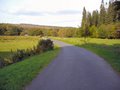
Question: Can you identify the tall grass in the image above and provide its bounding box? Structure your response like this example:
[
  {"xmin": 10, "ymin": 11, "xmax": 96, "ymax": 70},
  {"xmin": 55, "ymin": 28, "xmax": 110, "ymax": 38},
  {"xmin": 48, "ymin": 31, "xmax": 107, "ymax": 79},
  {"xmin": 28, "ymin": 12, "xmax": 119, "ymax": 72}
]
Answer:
[{"xmin": 0, "ymin": 36, "xmax": 39, "ymax": 58}]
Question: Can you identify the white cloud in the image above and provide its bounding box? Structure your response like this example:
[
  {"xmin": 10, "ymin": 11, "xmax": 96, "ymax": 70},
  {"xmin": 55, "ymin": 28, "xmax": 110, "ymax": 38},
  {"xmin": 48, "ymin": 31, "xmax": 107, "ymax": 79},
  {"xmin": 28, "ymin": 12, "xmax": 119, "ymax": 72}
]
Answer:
[
  {"xmin": 12, "ymin": 10, "xmax": 81, "ymax": 16},
  {"xmin": 0, "ymin": 0, "xmax": 104, "ymax": 27}
]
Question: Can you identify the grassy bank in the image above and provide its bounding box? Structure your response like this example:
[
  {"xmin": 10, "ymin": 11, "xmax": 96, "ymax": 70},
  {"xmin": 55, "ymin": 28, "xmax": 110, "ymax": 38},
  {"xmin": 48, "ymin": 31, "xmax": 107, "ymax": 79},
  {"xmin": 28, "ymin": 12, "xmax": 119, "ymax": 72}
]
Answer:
[
  {"xmin": 0, "ymin": 46, "xmax": 60, "ymax": 90},
  {"xmin": 0, "ymin": 36, "xmax": 39, "ymax": 58},
  {"xmin": 53, "ymin": 37, "xmax": 120, "ymax": 72}
]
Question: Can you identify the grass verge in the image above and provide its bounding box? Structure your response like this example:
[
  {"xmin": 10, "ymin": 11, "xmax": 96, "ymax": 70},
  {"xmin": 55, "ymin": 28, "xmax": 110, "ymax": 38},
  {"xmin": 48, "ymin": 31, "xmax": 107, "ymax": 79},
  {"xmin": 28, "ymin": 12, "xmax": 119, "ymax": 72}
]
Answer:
[
  {"xmin": 52, "ymin": 37, "xmax": 120, "ymax": 72},
  {"xmin": 0, "ymin": 46, "xmax": 60, "ymax": 90}
]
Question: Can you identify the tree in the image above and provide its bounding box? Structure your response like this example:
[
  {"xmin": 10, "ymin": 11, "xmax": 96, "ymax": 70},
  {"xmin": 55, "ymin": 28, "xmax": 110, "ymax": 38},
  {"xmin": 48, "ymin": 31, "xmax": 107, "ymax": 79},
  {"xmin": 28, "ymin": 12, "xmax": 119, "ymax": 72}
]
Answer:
[
  {"xmin": 4, "ymin": 26, "xmax": 21, "ymax": 36},
  {"xmin": 100, "ymin": 3, "xmax": 106, "ymax": 25},
  {"xmin": 89, "ymin": 25, "xmax": 98, "ymax": 38},
  {"xmin": 81, "ymin": 7, "xmax": 87, "ymax": 28},
  {"xmin": 97, "ymin": 25, "xmax": 108, "ymax": 38},
  {"xmin": 105, "ymin": 1, "xmax": 115, "ymax": 24},
  {"xmin": 0, "ymin": 24, "xmax": 7, "ymax": 35},
  {"xmin": 87, "ymin": 12, "xmax": 92, "ymax": 27},
  {"xmin": 113, "ymin": 1, "xmax": 120, "ymax": 21},
  {"xmin": 81, "ymin": 7, "xmax": 90, "ymax": 37},
  {"xmin": 92, "ymin": 10, "xmax": 99, "ymax": 26},
  {"xmin": 51, "ymin": 29, "xmax": 59, "ymax": 37},
  {"xmin": 58, "ymin": 29, "xmax": 65, "ymax": 37}
]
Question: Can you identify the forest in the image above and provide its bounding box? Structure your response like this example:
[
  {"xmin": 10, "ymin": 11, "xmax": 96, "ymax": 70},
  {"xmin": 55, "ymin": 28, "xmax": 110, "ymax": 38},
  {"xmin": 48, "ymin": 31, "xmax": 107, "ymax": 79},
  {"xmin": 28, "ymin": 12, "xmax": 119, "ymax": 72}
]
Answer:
[{"xmin": 80, "ymin": 0, "xmax": 120, "ymax": 39}]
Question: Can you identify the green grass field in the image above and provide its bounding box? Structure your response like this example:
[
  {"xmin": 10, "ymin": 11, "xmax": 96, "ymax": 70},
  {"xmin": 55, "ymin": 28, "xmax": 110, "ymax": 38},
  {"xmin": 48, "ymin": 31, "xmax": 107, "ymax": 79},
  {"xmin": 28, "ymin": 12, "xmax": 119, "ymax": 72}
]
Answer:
[
  {"xmin": 0, "ymin": 36, "xmax": 40, "ymax": 58},
  {"xmin": 53, "ymin": 37, "xmax": 120, "ymax": 72}
]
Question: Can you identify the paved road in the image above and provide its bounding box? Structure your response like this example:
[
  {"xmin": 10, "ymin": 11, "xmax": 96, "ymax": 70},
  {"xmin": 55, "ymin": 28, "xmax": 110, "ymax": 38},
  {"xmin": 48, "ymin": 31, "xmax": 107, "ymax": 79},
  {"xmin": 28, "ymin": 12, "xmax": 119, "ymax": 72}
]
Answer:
[{"xmin": 25, "ymin": 40, "xmax": 120, "ymax": 90}]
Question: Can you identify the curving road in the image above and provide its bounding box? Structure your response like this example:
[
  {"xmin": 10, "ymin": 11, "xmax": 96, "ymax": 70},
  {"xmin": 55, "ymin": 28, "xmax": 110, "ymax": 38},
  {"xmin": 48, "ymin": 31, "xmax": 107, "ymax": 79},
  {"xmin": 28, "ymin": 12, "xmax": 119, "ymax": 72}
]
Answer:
[{"xmin": 25, "ymin": 40, "xmax": 120, "ymax": 90}]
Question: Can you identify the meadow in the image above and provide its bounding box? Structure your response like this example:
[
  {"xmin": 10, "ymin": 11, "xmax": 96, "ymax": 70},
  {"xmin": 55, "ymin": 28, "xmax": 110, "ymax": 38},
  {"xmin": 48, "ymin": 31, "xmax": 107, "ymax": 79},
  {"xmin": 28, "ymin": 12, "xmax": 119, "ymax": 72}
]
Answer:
[
  {"xmin": 53, "ymin": 37, "xmax": 120, "ymax": 72},
  {"xmin": 0, "ymin": 36, "xmax": 39, "ymax": 58},
  {"xmin": 0, "ymin": 36, "xmax": 60, "ymax": 90}
]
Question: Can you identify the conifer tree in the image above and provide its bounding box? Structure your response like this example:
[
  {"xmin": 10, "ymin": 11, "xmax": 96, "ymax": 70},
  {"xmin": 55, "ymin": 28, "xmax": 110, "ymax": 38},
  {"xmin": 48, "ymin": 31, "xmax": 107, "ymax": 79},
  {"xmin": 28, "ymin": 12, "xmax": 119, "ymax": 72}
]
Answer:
[
  {"xmin": 92, "ymin": 10, "xmax": 99, "ymax": 26},
  {"xmin": 113, "ymin": 0, "xmax": 120, "ymax": 21},
  {"xmin": 81, "ymin": 7, "xmax": 87, "ymax": 28},
  {"xmin": 100, "ymin": 0, "xmax": 106, "ymax": 25},
  {"xmin": 87, "ymin": 12, "xmax": 92, "ymax": 27},
  {"xmin": 106, "ymin": 1, "xmax": 115, "ymax": 24}
]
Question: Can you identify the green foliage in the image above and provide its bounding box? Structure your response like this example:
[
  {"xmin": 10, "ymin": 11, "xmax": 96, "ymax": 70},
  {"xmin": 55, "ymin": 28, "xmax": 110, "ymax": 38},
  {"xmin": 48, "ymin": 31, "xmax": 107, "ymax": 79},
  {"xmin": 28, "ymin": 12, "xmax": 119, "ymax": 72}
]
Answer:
[
  {"xmin": 0, "ymin": 57, "xmax": 5, "ymax": 68},
  {"xmin": 4, "ymin": 29, "xmax": 20, "ymax": 36},
  {"xmin": 0, "ymin": 47, "xmax": 60, "ymax": 90},
  {"xmin": 105, "ymin": 24, "xmax": 116, "ymax": 39},
  {"xmin": 0, "ymin": 24, "xmax": 22, "ymax": 35},
  {"xmin": 51, "ymin": 29, "xmax": 59, "ymax": 37},
  {"xmin": 113, "ymin": 1, "xmax": 120, "ymax": 21},
  {"xmin": 73, "ymin": 28, "xmax": 82, "ymax": 37},
  {"xmin": 87, "ymin": 12, "xmax": 92, "ymax": 27},
  {"xmin": 97, "ymin": 25, "xmax": 108, "ymax": 39},
  {"xmin": 92, "ymin": 10, "xmax": 99, "ymax": 26},
  {"xmin": 100, "ymin": 3, "xmax": 106, "ymax": 25},
  {"xmin": 81, "ymin": 7, "xmax": 91, "ymax": 37},
  {"xmin": 80, "ymin": 1, "xmax": 120, "ymax": 39},
  {"xmin": 28, "ymin": 29, "xmax": 44, "ymax": 36},
  {"xmin": 81, "ymin": 7, "xmax": 87, "ymax": 28},
  {"xmin": 58, "ymin": 28, "xmax": 78, "ymax": 37},
  {"xmin": 89, "ymin": 25, "xmax": 98, "ymax": 38},
  {"xmin": 97, "ymin": 24, "xmax": 117, "ymax": 39},
  {"xmin": 106, "ymin": 2, "xmax": 115, "ymax": 24}
]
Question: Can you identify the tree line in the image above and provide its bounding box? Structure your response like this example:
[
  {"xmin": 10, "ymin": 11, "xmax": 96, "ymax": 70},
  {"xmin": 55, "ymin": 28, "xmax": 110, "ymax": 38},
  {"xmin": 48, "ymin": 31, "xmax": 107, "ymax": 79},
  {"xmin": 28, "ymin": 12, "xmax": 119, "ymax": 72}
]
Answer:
[
  {"xmin": 0, "ymin": 23, "xmax": 79, "ymax": 37},
  {"xmin": 81, "ymin": 0, "xmax": 120, "ymax": 39}
]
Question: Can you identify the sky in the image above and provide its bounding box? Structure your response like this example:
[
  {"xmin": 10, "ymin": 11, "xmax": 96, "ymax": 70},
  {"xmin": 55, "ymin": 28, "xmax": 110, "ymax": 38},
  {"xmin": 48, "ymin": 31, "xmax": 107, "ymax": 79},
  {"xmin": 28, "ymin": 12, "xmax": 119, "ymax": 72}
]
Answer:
[{"xmin": 0, "ymin": 0, "xmax": 106, "ymax": 27}]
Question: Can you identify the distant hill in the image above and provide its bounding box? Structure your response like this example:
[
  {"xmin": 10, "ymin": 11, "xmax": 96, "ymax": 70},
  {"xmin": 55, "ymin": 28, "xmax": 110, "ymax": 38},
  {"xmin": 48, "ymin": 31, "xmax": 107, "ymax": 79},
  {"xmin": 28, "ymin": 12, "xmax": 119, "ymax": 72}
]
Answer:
[
  {"xmin": 0, "ymin": 23, "xmax": 77, "ymax": 36},
  {"xmin": 15, "ymin": 23, "xmax": 75, "ymax": 30},
  {"xmin": 0, "ymin": 23, "xmax": 75, "ymax": 29}
]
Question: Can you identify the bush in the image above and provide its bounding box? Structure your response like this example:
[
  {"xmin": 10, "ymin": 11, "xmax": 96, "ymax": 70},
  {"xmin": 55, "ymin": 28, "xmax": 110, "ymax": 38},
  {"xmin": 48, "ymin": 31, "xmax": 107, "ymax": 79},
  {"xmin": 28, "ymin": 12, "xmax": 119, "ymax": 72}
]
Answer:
[
  {"xmin": 89, "ymin": 25, "xmax": 98, "ymax": 38},
  {"xmin": 38, "ymin": 39, "xmax": 54, "ymax": 52},
  {"xmin": 97, "ymin": 25, "xmax": 108, "ymax": 39},
  {"xmin": 98, "ymin": 24, "xmax": 118, "ymax": 39},
  {"xmin": 106, "ymin": 24, "xmax": 116, "ymax": 39}
]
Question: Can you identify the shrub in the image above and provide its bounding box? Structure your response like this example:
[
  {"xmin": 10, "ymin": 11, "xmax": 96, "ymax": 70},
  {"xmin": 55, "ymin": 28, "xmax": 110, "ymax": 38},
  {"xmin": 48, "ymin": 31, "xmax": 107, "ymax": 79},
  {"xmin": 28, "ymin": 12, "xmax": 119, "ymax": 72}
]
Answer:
[
  {"xmin": 89, "ymin": 25, "xmax": 98, "ymax": 38},
  {"xmin": 38, "ymin": 39, "xmax": 54, "ymax": 52},
  {"xmin": 96, "ymin": 24, "xmax": 117, "ymax": 39},
  {"xmin": 106, "ymin": 24, "xmax": 116, "ymax": 39}
]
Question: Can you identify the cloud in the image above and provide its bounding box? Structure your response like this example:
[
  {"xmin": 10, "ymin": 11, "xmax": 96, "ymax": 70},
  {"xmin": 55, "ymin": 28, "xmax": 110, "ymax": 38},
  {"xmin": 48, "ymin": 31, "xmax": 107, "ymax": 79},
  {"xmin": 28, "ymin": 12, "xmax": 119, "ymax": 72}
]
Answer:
[
  {"xmin": 12, "ymin": 10, "xmax": 81, "ymax": 16},
  {"xmin": 0, "ymin": 9, "xmax": 7, "ymax": 14},
  {"xmin": 54, "ymin": 10, "xmax": 81, "ymax": 15},
  {"xmin": 12, "ymin": 10, "xmax": 44, "ymax": 16}
]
